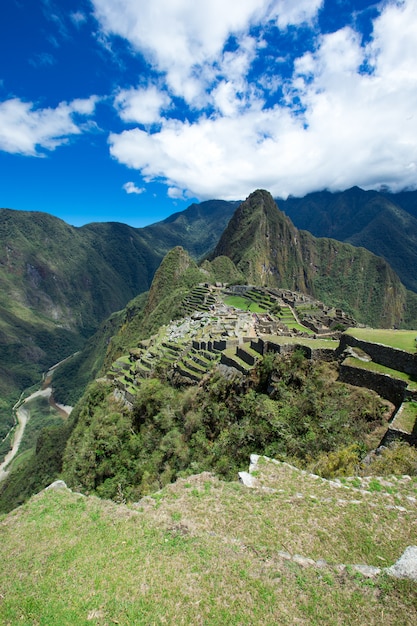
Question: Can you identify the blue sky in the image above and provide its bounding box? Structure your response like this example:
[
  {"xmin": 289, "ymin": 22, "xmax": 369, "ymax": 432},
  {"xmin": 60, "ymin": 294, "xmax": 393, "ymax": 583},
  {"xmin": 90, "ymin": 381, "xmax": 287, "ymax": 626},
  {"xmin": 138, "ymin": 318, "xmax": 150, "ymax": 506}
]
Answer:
[{"xmin": 1, "ymin": 0, "xmax": 416, "ymax": 227}]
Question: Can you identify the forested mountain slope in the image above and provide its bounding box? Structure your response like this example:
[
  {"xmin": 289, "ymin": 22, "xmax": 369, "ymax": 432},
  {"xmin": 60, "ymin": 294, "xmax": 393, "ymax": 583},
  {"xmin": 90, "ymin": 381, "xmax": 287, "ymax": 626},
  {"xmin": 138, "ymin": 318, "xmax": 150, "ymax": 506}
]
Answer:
[
  {"xmin": 0, "ymin": 203, "xmax": 236, "ymax": 433},
  {"xmin": 278, "ymin": 187, "xmax": 417, "ymax": 292},
  {"xmin": 1, "ymin": 189, "xmax": 417, "ymax": 467}
]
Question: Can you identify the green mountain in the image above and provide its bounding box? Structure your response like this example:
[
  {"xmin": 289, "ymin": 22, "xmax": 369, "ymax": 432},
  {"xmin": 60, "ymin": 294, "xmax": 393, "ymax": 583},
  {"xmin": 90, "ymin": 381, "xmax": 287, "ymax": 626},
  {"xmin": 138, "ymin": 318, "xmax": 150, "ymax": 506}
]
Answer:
[
  {"xmin": 278, "ymin": 187, "xmax": 417, "ymax": 292},
  {"xmin": 212, "ymin": 189, "xmax": 416, "ymax": 328},
  {"xmin": 0, "ymin": 210, "xmax": 158, "ymax": 440},
  {"xmin": 0, "ymin": 203, "xmax": 237, "ymax": 438},
  {"xmin": 3, "ymin": 187, "xmax": 416, "ymax": 431},
  {"xmin": 140, "ymin": 199, "xmax": 240, "ymax": 259}
]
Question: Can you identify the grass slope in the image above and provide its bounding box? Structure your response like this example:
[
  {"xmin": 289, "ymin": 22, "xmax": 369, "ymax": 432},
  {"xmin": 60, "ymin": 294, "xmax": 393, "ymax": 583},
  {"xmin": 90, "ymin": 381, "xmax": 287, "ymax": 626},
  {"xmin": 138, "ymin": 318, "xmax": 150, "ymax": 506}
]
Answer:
[{"xmin": 0, "ymin": 459, "xmax": 416, "ymax": 625}]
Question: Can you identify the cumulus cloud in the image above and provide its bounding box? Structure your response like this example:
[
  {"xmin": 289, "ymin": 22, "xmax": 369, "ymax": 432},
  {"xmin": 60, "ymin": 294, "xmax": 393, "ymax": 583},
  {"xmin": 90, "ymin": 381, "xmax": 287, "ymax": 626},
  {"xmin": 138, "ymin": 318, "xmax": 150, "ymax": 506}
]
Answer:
[
  {"xmin": 114, "ymin": 86, "xmax": 170, "ymax": 124},
  {"xmin": 167, "ymin": 187, "xmax": 187, "ymax": 200},
  {"xmin": 0, "ymin": 96, "xmax": 98, "ymax": 156},
  {"xmin": 92, "ymin": 0, "xmax": 322, "ymax": 103},
  {"xmin": 123, "ymin": 181, "xmax": 145, "ymax": 194},
  {"xmin": 106, "ymin": 0, "xmax": 417, "ymax": 198}
]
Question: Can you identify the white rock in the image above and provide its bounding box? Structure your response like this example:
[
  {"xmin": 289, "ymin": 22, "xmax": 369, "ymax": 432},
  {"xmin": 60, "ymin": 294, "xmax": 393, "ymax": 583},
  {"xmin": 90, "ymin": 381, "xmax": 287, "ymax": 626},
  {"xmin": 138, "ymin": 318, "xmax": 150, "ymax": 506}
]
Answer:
[
  {"xmin": 352, "ymin": 564, "xmax": 381, "ymax": 578},
  {"xmin": 238, "ymin": 472, "xmax": 257, "ymax": 488},
  {"xmin": 386, "ymin": 546, "xmax": 417, "ymax": 581},
  {"xmin": 45, "ymin": 480, "xmax": 68, "ymax": 491}
]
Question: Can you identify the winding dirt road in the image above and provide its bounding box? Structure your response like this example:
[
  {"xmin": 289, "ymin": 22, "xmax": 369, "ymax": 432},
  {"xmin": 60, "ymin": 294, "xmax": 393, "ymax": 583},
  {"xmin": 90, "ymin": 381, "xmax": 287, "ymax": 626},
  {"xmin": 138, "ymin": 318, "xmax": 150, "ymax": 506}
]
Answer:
[{"xmin": 0, "ymin": 386, "xmax": 72, "ymax": 483}]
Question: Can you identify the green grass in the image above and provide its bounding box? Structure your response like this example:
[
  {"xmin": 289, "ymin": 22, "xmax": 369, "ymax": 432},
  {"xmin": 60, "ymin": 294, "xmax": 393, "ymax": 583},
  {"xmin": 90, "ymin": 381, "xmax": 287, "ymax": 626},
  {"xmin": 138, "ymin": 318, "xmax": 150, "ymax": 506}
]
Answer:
[
  {"xmin": 264, "ymin": 335, "xmax": 339, "ymax": 350},
  {"xmin": 391, "ymin": 401, "xmax": 417, "ymax": 434},
  {"xmin": 222, "ymin": 348, "xmax": 253, "ymax": 371},
  {"xmin": 224, "ymin": 295, "xmax": 267, "ymax": 313},
  {"xmin": 343, "ymin": 356, "xmax": 417, "ymax": 390},
  {"xmin": 345, "ymin": 328, "xmax": 417, "ymax": 353},
  {"xmin": 1, "ymin": 460, "xmax": 416, "ymax": 625},
  {"xmin": 289, "ymin": 322, "xmax": 315, "ymax": 334}
]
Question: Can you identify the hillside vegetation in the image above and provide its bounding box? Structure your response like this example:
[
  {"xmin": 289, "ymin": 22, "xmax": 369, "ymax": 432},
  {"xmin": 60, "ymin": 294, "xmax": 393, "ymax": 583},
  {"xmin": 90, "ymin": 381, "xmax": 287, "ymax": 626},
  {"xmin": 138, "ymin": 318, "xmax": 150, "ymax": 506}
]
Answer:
[
  {"xmin": 1, "ymin": 189, "xmax": 417, "ymax": 438},
  {"xmin": 61, "ymin": 353, "xmax": 390, "ymax": 503},
  {"xmin": 0, "ymin": 203, "xmax": 236, "ymax": 444}
]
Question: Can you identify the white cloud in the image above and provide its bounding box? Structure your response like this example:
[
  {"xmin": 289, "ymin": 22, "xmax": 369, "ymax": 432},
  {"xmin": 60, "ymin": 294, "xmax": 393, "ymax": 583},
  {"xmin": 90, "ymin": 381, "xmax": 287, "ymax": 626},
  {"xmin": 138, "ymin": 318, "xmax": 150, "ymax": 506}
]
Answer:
[
  {"xmin": 0, "ymin": 96, "xmax": 98, "ymax": 156},
  {"xmin": 114, "ymin": 86, "xmax": 170, "ymax": 124},
  {"xmin": 108, "ymin": 0, "xmax": 417, "ymax": 198},
  {"xmin": 167, "ymin": 186, "xmax": 186, "ymax": 200},
  {"xmin": 92, "ymin": 0, "xmax": 323, "ymax": 103},
  {"xmin": 270, "ymin": 0, "xmax": 323, "ymax": 29},
  {"xmin": 123, "ymin": 181, "xmax": 145, "ymax": 194},
  {"xmin": 70, "ymin": 11, "xmax": 87, "ymax": 27}
]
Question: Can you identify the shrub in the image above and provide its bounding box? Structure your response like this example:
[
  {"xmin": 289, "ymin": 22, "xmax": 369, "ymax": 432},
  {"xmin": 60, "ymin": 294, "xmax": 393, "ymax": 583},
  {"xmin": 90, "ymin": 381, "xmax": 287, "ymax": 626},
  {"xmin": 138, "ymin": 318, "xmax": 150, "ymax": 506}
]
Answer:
[{"xmin": 362, "ymin": 441, "xmax": 417, "ymax": 476}]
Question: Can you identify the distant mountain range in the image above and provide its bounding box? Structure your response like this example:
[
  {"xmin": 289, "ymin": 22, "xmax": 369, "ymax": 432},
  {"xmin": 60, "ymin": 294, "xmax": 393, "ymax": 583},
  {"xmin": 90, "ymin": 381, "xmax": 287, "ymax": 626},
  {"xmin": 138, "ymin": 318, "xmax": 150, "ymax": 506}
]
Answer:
[{"xmin": 277, "ymin": 187, "xmax": 417, "ymax": 293}]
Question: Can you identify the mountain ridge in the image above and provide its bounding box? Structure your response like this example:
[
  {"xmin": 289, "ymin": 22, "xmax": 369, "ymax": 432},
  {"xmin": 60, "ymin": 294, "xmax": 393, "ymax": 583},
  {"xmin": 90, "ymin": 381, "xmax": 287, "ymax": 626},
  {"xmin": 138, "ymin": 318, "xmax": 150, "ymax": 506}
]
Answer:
[
  {"xmin": 1, "ymin": 188, "xmax": 417, "ymax": 463},
  {"xmin": 278, "ymin": 186, "xmax": 417, "ymax": 292}
]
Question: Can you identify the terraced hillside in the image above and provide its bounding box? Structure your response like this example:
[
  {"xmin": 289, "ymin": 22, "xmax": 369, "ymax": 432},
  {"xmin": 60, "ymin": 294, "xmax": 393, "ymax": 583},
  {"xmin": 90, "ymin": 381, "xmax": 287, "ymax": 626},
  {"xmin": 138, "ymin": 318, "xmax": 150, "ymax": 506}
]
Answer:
[
  {"xmin": 338, "ymin": 329, "xmax": 417, "ymax": 445},
  {"xmin": 104, "ymin": 281, "xmax": 417, "ymax": 460},
  {"xmin": 107, "ymin": 284, "xmax": 342, "ymax": 398}
]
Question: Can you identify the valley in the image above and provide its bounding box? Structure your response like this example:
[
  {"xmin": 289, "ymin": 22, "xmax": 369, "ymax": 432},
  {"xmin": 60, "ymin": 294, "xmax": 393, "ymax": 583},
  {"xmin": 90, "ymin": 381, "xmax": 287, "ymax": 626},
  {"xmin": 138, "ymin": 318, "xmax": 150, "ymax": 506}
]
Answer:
[{"xmin": 0, "ymin": 365, "xmax": 72, "ymax": 483}]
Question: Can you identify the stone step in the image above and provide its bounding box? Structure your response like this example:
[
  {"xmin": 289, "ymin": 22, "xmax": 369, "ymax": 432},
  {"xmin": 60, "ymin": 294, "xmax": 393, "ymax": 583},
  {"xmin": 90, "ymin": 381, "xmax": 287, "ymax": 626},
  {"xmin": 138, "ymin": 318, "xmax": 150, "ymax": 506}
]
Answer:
[
  {"xmin": 181, "ymin": 357, "xmax": 207, "ymax": 375},
  {"xmin": 162, "ymin": 341, "xmax": 183, "ymax": 353},
  {"xmin": 175, "ymin": 363, "xmax": 202, "ymax": 383}
]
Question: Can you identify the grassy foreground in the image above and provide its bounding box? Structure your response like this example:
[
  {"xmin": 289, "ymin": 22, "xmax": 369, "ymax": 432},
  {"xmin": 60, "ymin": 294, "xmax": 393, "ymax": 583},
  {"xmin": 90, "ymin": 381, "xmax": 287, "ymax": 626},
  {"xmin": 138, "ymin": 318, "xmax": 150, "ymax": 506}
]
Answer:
[{"xmin": 1, "ymin": 459, "xmax": 416, "ymax": 625}]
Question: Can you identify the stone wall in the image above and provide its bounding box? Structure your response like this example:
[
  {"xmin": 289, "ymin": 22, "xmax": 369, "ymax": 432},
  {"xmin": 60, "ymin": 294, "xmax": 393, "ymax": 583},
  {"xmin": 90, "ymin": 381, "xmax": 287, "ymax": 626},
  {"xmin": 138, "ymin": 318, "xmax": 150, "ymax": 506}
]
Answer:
[
  {"xmin": 339, "ymin": 334, "xmax": 417, "ymax": 376},
  {"xmin": 380, "ymin": 427, "xmax": 417, "ymax": 447},
  {"xmin": 236, "ymin": 347, "xmax": 257, "ymax": 366},
  {"xmin": 263, "ymin": 340, "xmax": 336, "ymax": 363},
  {"xmin": 250, "ymin": 339, "xmax": 265, "ymax": 355},
  {"xmin": 339, "ymin": 363, "xmax": 408, "ymax": 407},
  {"xmin": 311, "ymin": 348, "xmax": 338, "ymax": 362},
  {"xmin": 220, "ymin": 353, "xmax": 248, "ymax": 375}
]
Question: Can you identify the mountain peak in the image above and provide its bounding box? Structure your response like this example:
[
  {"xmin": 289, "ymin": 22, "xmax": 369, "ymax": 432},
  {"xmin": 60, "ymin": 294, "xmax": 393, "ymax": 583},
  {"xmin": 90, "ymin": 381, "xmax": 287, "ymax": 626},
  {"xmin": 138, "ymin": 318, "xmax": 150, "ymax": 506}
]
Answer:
[
  {"xmin": 211, "ymin": 189, "xmax": 304, "ymax": 289},
  {"xmin": 237, "ymin": 189, "xmax": 282, "ymax": 220}
]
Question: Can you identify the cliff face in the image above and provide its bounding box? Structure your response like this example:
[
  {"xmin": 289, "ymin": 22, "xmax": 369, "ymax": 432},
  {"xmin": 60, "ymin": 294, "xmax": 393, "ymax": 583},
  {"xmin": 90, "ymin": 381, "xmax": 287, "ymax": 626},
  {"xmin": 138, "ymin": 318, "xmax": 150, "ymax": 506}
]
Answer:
[
  {"xmin": 212, "ymin": 189, "xmax": 409, "ymax": 327},
  {"xmin": 212, "ymin": 189, "xmax": 307, "ymax": 291}
]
